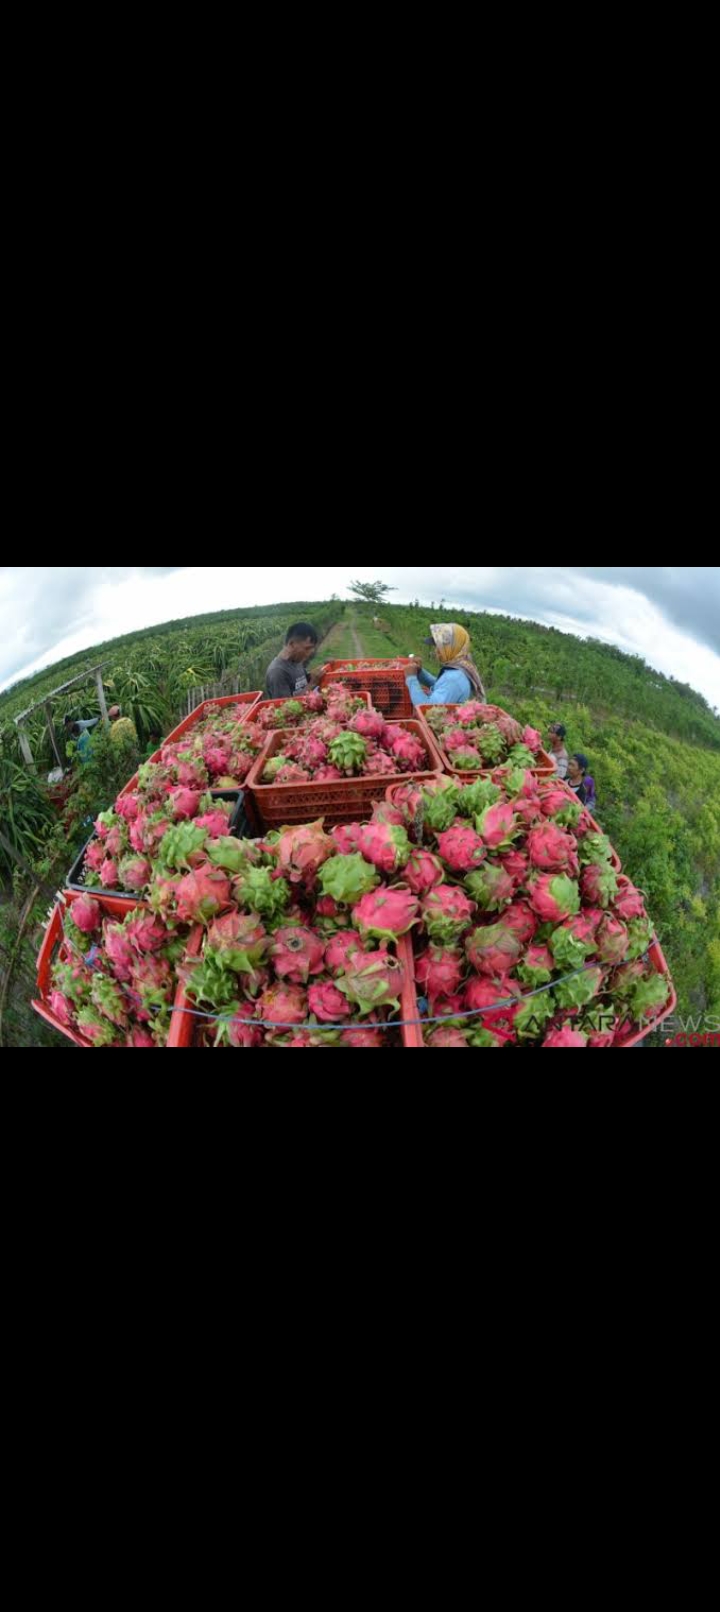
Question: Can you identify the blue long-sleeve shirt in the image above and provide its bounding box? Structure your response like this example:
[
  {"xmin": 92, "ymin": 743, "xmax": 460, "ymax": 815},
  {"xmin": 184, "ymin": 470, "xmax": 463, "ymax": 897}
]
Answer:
[{"xmin": 406, "ymin": 666, "xmax": 472, "ymax": 708}]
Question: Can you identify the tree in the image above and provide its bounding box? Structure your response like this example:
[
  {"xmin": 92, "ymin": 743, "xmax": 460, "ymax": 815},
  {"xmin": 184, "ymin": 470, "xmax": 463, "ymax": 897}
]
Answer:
[{"xmin": 348, "ymin": 581, "xmax": 397, "ymax": 605}]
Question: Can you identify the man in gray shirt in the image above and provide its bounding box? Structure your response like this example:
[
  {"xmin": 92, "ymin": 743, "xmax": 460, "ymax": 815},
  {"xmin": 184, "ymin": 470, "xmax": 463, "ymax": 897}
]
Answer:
[{"xmin": 264, "ymin": 621, "xmax": 322, "ymax": 698}]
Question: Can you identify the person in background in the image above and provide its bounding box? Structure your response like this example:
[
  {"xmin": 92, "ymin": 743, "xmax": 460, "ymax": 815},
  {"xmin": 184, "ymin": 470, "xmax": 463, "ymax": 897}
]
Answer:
[
  {"xmin": 64, "ymin": 712, "xmax": 100, "ymax": 740},
  {"xmin": 567, "ymin": 753, "xmax": 596, "ymax": 808},
  {"xmin": 548, "ymin": 722, "xmax": 569, "ymax": 779},
  {"xmin": 264, "ymin": 622, "xmax": 325, "ymax": 699},
  {"xmin": 406, "ymin": 624, "xmax": 486, "ymax": 707},
  {"xmin": 68, "ymin": 721, "xmax": 94, "ymax": 763}
]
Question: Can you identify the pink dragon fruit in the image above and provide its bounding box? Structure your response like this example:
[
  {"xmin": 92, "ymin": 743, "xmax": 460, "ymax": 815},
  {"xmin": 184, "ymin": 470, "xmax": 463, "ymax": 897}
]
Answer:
[
  {"xmin": 449, "ymin": 745, "xmax": 483, "ymax": 770},
  {"xmin": 565, "ymin": 908, "xmax": 604, "ymax": 946},
  {"xmin": 304, "ymin": 690, "xmax": 325, "ymax": 712},
  {"xmin": 464, "ymin": 863, "xmax": 514, "ymax": 912},
  {"xmin": 330, "ymin": 823, "xmax": 365, "ymax": 856},
  {"xmin": 543, "ymin": 1027, "xmax": 588, "ymax": 1047},
  {"xmin": 415, "ymin": 945, "xmax": 465, "ymax": 1005},
  {"xmin": 463, "ymin": 974, "xmax": 521, "ymax": 1034},
  {"xmin": 358, "ymin": 821, "xmax": 411, "ymax": 874},
  {"xmin": 422, "ymin": 884, "xmax": 476, "ymax": 945},
  {"xmin": 177, "ymin": 760, "xmax": 209, "ymax": 790},
  {"xmin": 594, "ymin": 914, "xmax": 629, "ymax": 966},
  {"xmin": 118, "ymin": 855, "xmax": 151, "ymax": 891},
  {"xmin": 432, "ymin": 993, "xmax": 467, "ymax": 1017},
  {"xmin": 123, "ymin": 911, "xmax": 168, "ymax": 953},
  {"xmin": 465, "ymin": 923, "xmax": 522, "ymax": 978},
  {"xmin": 340, "ymin": 1024, "xmax": 385, "ymax": 1047},
  {"xmin": 49, "ymin": 990, "xmax": 74, "ymax": 1028},
  {"xmin": 350, "ymin": 709, "xmax": 387, "ymax": 740},
  {"xmin": 476, "ymin": 801, "xmax": 520, "ymax": 849},
  {"xmin": 528, "ymin": 873, "xmax": 580, "ymax": 923},
  {"xmin": 91, "ymin": 972, "xmax": 129, "ymax": 1028},
  {"xmin": 435, "ymin": 821, "xmax": 486, "ymax": 874},
  {"xmin": 226, "ymin": 1005, "xmax": 264, "ymax": 1048},
  {"xmin": 336, "ymin": 949, "xmax": 405, "ymax": 1013},
  {"xmin": 510, "ymin": 795, "xmax": 545, "ymax": 830},
  {"xmin": 105, "ymin": 825, "xmax": 126, "ymax": 858},
  {"xmin": 426, "ymin": 1027, "xmax": 469, "ymax": 1048},
  {"xmin": 526, "ymin": 822, "xmax": 578, "ymax": 872},
  {"xmin": 580, "ymin": 863, "xmax": 619, "ymax": 909},
  {"xmin": 314, "ymin": 895, "xmax": 350, "ymax": 931},
  {"xmin": 384, "ymin": 728, "xmax": 427, "ymax": 771},
  {"xmin": 363, "ymin": 752, "xmax": 399, "ymax": 776},
  {"xmin": 129, "ymin": 812, "xmax": 149, "ymax": 854},
  {"xmin": 352, "ymin": 885, "xmax": 419, "ymax": 943},
  {"xmin": 204, "ymin": 745, "xmax": 232, "ymax": 779},
  {"xmin": 444, "ymin": 727, "xmax": 475, "ymax": 753},
  {"xmin": 276, "ymin": 820, "xmax": 335, "ymax": 883},
  {"xmin": 522, "ymin": 726, "xmax": 542, "ymax": 752},
  {"xmin": 307, "ymin": 980, "xmax": 351, "ymax": 1022},
  {"xmin": 494, "ymin": 713, "xmax": 523, "ymax": 745},
  {"xmin": 72, "ymin": 894, "xmax": 101, "ymax": 933},
  {"xmin": 312, "ymin": 766, "xmax": 345, "ymax": 782},
  {"xmin": 516, "ymin": 944, "xmax": 554, "ymax": 989},
  {"xmin": 499, "ymin": 901, "xmax": 538, "ymax": 944},
  {"xmin": 370, "ymin": 801, "xmax": 405, "ymax": 826},
  {"xmin": 404, "ymin": 848, "xmax": 445, "ymax": 895},
  {"xmin": 613, "ymin": 878, "xmax": 646, "ymax": 922},
  {"xmin": 195, "ymin": 810, "xmax": 233, "ymax": 838},
  {"xmin": 169, "ymin": 787, "xmax": 203, "ymax": 819},
  {"xmin": 259, "ymin": 983, "xmax": 307, "ymax": 1026},
  {"xmin": 324, "ymin": 930, "xmax": 363, "ymax": 974},
  {"xmin": 175, "ymin": 864, "xmax": 233, "ymax": 924},
  {"xmin": 299, "ymin": 736, "xmax": 329, "ymax": 769},
  {"xmin": 539, "ymin": 788, "xmax": 574, "ymax": 818},
  {"xmin": 270, "ymin": 926, "xmax": 326, "ymax": 984},
  {"xmin": 100, "ymin": 856, "xmax": 119, "ymax": 887},
  {"xmin": 116, "ymin": 792, "xmax": 140, "ymax": 823},
  {"xmin": 498, "ymin": 848, "xmax": 529, "ymax": 887},
  {"xmin": 127, "ymin": 1027, "xmax": 156, "ymax": 1048},
  {"xmin": 84, "ymin": 840, "xmax": 106, "ymax": 873}
]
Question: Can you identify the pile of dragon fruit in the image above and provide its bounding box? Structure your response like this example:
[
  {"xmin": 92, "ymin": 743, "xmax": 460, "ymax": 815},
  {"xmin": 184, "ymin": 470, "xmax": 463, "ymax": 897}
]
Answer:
[
  {"xmin": 420, "ymin": 703, "xmax": 546, "ymax": 771},
  {"xmin": 254, "ymin": 684, "xmax": 368, "ymax": 729},
  {"xmin": 48, "ymin": 896, "xmax": 188, "ymax": 1047},
  {"xmin": 373, "ymin": 770, "xmax": 670, "ymax": 1046},
  {"xmin": 177, "ymin": 821, "xmax": 410, "ymax": 1047},
  {"xmin": 258, "ymin": 710, "xmax": 432, "ymax": 785}
]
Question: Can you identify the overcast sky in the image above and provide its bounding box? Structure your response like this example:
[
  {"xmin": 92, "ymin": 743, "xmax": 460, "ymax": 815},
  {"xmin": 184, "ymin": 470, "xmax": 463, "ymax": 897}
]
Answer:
[{"xmin": 1, "ymin": 567, "xmax": 719, "ymax": 710}]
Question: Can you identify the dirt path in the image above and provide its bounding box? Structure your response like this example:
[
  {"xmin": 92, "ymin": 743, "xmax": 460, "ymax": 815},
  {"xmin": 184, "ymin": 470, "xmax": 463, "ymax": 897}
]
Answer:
[
  {"xmin": 318, "ymin": 609, "xmax": 366, "ymax": 662},
  {"xmin": 350, "ymin": 618, "xmax": 364, "ymax": 658}
]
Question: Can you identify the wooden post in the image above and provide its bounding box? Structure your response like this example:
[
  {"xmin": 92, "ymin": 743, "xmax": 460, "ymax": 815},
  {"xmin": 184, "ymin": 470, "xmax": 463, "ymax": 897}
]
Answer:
[
  {"xmin": 17, "ymin": 727, "xmax": 35, "ymax": 769},
  {"xmin": 44, "ymin": 703, "xmax": 63, "ymax": 769},
  {"xmin": 95, "ymin": 670, "xmax": 110, "ymax": 728}
]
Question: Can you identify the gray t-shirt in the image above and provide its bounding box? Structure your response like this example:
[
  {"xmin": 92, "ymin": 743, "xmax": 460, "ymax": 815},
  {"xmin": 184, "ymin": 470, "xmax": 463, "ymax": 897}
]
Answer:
[{"xmin": 264, "ymin": 656, "xmax": 309, "ymax": 699}]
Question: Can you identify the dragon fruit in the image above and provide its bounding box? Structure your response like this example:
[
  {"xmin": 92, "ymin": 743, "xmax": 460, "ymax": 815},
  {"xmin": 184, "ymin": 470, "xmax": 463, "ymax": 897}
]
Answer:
[
  {"xmin": 204, "ymin": 744, "xmax": 232, "ymax": 777},
  {"xmin": 77, "ymin": 1006, "xmax": 118, "ymax": 1046},
  {"xmin": 259, "ymin": 983, "xmax": 307, "ymax": 1026},
  {"xmin": 443, "ymin": 727, "xmax": 473, "ymax": 753},
  {"xmin": 94, "ymin": 809, "xmax": 116, "ymax": 840},
  {"xmin": 206, "ymin": 912, "xmax": 269, "ymax": 980},
  {"xmin": 313, "ymin": 765, "xmax": 344, "ymax": 782},
  {"xmin": 307, "ymin": 981, "xmax": 352, "ymax": 1022},
  {"xmin": 169, "ymin": 787, "xmax": 202, "ymax": 819},
  {"xmin": 514, "ymin": 992, "xmax": 556, "ymax": 1042},
  {"xmin": 613, "ymin": 879, "xmax": 647, "ymax": 922},
  {"xmin": 223, "ymin": 1005, "xmax": 264, "ymax": 1048},
  {"xmin": 609, "ymin": 959, "xmax": 647, "ymax": 999},
  {"xmin": 539, "ymin": 788, "xmax": 573, "ymax": 819},
  {"xmin": 415, "ymin": 945, "xmax": 465, "ymax": 1005},
  {"xmin": 623, "ymin": 970, "xmax": 670, "ymax": 1025},
  {"xmin": 275, "ymin": 764, "xmax": 310, "ymax": 784},
  {"xmin": 324, "ymin": 930, "xmax": 363, "ymax": 975},
  {"xmin": 49, "ymin": 990, "xmax": 74, "ymax": 1028},
  {"xmin": 422, "ymin": 885, "xmax": 476, "ymax": 945},
  {"xmin": 580, "ymin": 1006, "xmax": 618, "ymax": 1048},
  {"xmin": 463, "ymin": 975, "xmax": 522, "ymax": 1034},
  {"xmin": 328, "ymin": 732, "xmax": 368, "ymax": 773},
  {"xmin": 420, "ymin": 781, "xmax": 461, "ymax": 834},
  {"xmin": 100, "ymin": 857, "xmax": 119, "ymax": 887},
  {"xmin": 454, "ymin": 778, "xmax": 501, "ymax": 817},
  {"xmin": 580, "ymin": 863, "xmax": 618, "ymax": 909},
  {"xmin": 129, "ymin": 813, "xmax": 149, "ymax": 854},
  {"xmin": 276, "ymin": 820, "xmax": 335, "ymax": 883},
  {"xmin": 594, "ymin": 915, "xmax": 629, "ymax": 966},
  {"xmin": 516, "ymin": 944, "xmax": 554, "ymax": 988},
  {"xmin": 175, "ymin": 863, "xmax": 233, "ymax": 924},
  {"xmin": 526, "ymin": 822, "xmax": 577, "ymax": 872},
  {"xmin": 385, "ymin": 728, "xmax": 426, "ymax": 771},
  {"xmin": 553, "ymin": 967, "xmax": 604, "ymax": 1011},
  {"xmin": 565, "ymin": 908, "xmax": 603, "ymax": 945},
  {"xmin": 330, "ymin": 823, "xmax": 365, "ymax": 856},
  {"xmin": 370, "ymin": 801, "xmax": 406, "ymax": 827},
  {"xmin": 194, "ymin": 810, "xmax": 233, "ymax": 838},
  {"xmin": 498, "ymin": 848, "xmax": 529, "ymax": 888},
  {"xmin": 358, "ymin": 821, "xmax": 411, "ymax": 874},
  {"xmin": 465, "ymin": 923, "xmax": 522, "ymax": 978},
  {"xmin": 132, "ymin": 952, "xmax": 173, "ymax": 1011},
  {"xmin": 116, "ymin": 792, "xmax": 140, "ymax": 823},
  {"xmin": 350, "ymin": 709, "xmax": 387, "ymax": 740},
  {"xmin": 548, "ymin": 925, "xmax": 591, "ymax": 973},
  {"xmin": 499, "ymin": 901, "xmax": 538, "ymax": 944},
  {"xmin": 543, "ymin": 1027, "xmax": 588, "ymax": 1048},
  {"xmin": 475, "ymin": 725, "xmax": 505, "ymax": 766},
  {"xmin": 457, "ymin": 702, "xmax": 496, "ymax": 725},
  {"xmin": 270, "ymin": 926, "xmax": 325, "ymax": 984},
  {"xmin": 304, "ymin": 690, "xmax": 325, "ymax": 712},
  {"xmin": 123, "ymin": 910, "xmax": 168, "ymax": 953},
  {"xmin": 363, "ymin": 751, "xmax": 399, "ymax": 776},
  {"xmin": 84, "ymin": 840, "xmax": 106, "ymax": 873},
  {"xmin": 522, "ymin": 726, "xmax": 542, "ymax": 752},
  {"xmin": 118, "ymin": 855, "xmax": 151, "ymax": 891},
  {"xmin": 435, "ymin": 821, "xmax": 486, "ymax": 874},
  {"xmin": 336, "ymin": 949, "xmax": 405, "ymax": 1013},
  {"xmin": 476, "ymin": 801, "xmax": 520, "ymax": 850},
  {"xmin": 177, "ymin": 759, "xmax": 209, "ymax": 790},
  {"xmin": 352, "ymin": 886, "xmax": 419, "ymax": 943},
  {"xmin": 432, "ymin": 993, "xmax": 467, "ymax": 1017},
  {"xmin": 299, "ymin": 736, "xmax": 329, "ymax": 769},
  {"xmin": 624, "ymin": 916, "xmax": 654, "ymax": 961},
  {"xmin": 127, "ymin": 1027, "xmax": 156, "ymax": 1048},
  {"xmin": 448, "ymin": 745, "xmax": 483, "ymax": 771},
  {"xmin": 91, "ymin": 973, "xmax": 129, "ymax": 1028},
  {"xmin": 404, "ymin": 848, "xmax": 445, "ymax": 895},
  {"xmin": 340, "ymin": 1025, "xmax": 385, "ymax": 1047},
  {"xmin": 528, "ymin": 873, "xmax": 580, "ymax": 923},
  {"xmin": 318, "ymin": 854, "xmax": 378, "ymax": 906},
  {"xmin": 72, "ymin": 895, "xmax": 101, "ymax": 934},
  {"xmin": 233, "ymin": 866, "xmax": 291, "ymax": 924},
  {"xmin": 464, "ymin": 863, "xmax": 514, "ymax": 912},
  {"xmin": 426, "ymin": 1027, "xmax": 469, "ymax": 1048},
  {"xmin": 105, "ymin": 825, "xmax": 126, "ymax": 859}
]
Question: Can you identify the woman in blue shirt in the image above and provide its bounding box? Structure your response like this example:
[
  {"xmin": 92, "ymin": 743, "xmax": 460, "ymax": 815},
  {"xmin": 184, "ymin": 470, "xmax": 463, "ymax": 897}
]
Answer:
[{"xmin": 406, "ymin": 623, "xmax": 486, "ymax": 708}]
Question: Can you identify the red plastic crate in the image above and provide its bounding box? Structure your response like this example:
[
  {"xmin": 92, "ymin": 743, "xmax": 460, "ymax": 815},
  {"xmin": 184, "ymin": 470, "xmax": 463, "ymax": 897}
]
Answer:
[
  {"xmin": 245, "ymin": 719, "xmax": 443, "ymax": 831},
  {"xmin": 33, "ymin": 890, "xmax": 188, "ymax": 1048},
  {"xmin": 169, "ymin": 930, "xmax": 419, "ymax": 1048},
  {"xmin": 161, "ymin": 691, "xmax": 261, "ymax": 748},
  {"xmin": 416, "ymin": 703, "xmax": 556, "ymax": 779},
  {"xmin": 613, "ymin": 939, "xmax": 677, "ymax": 1046},
  {"xmin": 321, "ymin": 660, "xmax": 414, "ymax": 719}
]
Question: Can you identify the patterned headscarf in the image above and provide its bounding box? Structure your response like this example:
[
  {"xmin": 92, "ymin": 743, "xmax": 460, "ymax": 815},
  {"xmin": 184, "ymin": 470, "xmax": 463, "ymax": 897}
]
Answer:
[{"xmin": 429, "ymin": 624, "xmax": 485, "ymax": 698}]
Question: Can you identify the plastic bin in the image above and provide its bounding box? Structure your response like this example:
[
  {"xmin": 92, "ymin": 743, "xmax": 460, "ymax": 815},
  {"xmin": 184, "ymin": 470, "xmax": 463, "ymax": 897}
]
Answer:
[
  {"xmin": 161, "ymin": 691, "xmax": 261, "ymax": 747},
  {"xmin": 320, "ymin": 660, "xmax": 415, "ymax": 719},
  {"xmin": 416, "ymin": 703, "xmax": 556, "ymax": 779},
  {"xmin": 252, "ymin": 691, "xmax": 372, "ymax": 729},
  {"xmin": 613, "ymin": 939, "xmax": 677, "ymax": 1046},
  {"xmin": 63, "ymin": 792, "xmax": 247, "ymax": 900},
  {"xmin": 245, "ymin": 719, "xmax": 443, "ymax": 831}
]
